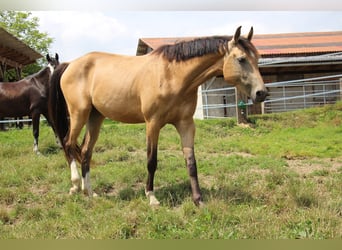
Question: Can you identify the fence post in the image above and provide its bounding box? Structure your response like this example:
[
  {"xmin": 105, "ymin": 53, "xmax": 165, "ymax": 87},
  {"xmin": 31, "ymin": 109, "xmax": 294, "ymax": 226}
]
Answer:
[{"xmin": 235, "ymin": 89, "xmax": 249, "ymax": 124}]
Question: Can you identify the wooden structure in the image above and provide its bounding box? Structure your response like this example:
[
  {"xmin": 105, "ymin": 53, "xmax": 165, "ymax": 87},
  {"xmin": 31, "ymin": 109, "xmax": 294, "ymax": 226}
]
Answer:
[
  {"xmin": 0, "ymin": 27, "xmax": 42, "ymax": 81},
  {"xmin": 137, "ymin": 30, "xmax": 342, "ymax": 120},
  {"xmin": 0, "ymin": 27, "xmax": 42, "ymax": 130}
]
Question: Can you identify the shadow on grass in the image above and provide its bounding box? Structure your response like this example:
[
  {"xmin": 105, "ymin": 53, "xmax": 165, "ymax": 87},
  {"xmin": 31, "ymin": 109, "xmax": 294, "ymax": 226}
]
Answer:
[
  {"xmin": 101, "ymin": 180, "xmax": 255, "ymax": 208},
  {"xmin": 40, "ymin": 144, "xmax": 61, "ymax": 155}
]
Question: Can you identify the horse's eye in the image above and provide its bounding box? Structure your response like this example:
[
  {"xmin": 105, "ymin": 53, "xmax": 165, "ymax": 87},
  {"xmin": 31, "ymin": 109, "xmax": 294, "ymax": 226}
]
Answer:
[{"xmin": 237, "ymin": 56, "xmax": 246, "ymax": 64}]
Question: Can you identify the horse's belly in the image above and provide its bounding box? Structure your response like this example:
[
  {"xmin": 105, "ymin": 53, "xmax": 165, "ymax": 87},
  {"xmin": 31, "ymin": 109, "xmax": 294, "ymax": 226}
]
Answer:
[
  {"xmin": 94, "ymin": 100, "xmax": 145, "ymax": 124},
  {"xmin": 0, "ymin": 101, "xmax": 30, "ymax": 117},
  {"xmin": 106, "ymin": 110, "xmax": 145, "ymax": 123}
]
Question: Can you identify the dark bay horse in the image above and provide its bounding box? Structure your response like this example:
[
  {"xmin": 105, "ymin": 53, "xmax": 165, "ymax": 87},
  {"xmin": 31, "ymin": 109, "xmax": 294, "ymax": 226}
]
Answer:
[
  {"xmin": 49, "ymin": 27, "xmax": 267, "ymax": 206},
  {"xmin": 0, "ymin": 54, "xmax": 60, "ymax": 153}
]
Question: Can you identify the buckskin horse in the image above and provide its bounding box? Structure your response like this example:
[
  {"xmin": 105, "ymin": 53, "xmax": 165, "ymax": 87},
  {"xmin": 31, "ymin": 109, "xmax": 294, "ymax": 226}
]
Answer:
[
  {"xmin": 0, "ymin": 54, "xmax": 60, "ymax": 153},
  {"xmin": 49, "ymin": 27, "xmax": 267, "ymax": 206}
]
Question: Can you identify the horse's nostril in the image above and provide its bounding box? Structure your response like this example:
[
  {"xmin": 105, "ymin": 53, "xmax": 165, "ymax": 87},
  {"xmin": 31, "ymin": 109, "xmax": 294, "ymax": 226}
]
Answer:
[
  {"xmin": 255, "ymin": 90, "xmax": 268, "ymax": 101},
  {"xmin": 256, "ymin": 90, "xmax": 263, "ymax": 97}
]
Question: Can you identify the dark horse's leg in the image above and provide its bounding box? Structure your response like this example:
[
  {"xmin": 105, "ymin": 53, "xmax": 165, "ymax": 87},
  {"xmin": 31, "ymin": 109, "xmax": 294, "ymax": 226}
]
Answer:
[
  {"xmin": 145, "ymin": 120, "xmax": 161, "ymax": 206},
  {"xmin": 0, "ymin": 117, "xmax": 6, "ymax": 131},
  {"xmin": 31, "ymin": 112, "xmax": 40, "ymax": 154},
  {"xmin": 175, "ymin": 118, "xmax": 203, "ymax": 206},
  {"xmin": 15, "ymin": 117, "xmax": 23, "ymax": 129}
]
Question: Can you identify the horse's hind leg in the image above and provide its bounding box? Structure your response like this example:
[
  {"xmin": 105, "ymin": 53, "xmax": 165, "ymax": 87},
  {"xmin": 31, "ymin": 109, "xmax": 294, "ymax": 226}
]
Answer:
[
  {"xmin": 65, "ymin": 110, "xmax": 89, "ymax": 195},
  {"xmin": 31, "ymin": 112, "xmax": 40, "ymax": 154},
  {"xmin": 80, "ymin": 109, "xmax": 104, "ymax": 197}
]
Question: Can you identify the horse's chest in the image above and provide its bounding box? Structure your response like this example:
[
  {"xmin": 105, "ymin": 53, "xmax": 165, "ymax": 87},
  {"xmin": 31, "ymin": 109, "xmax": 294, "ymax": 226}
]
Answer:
[{"xmin": 154, "ymin": 94, "xmax": 197, "ymax": 121}]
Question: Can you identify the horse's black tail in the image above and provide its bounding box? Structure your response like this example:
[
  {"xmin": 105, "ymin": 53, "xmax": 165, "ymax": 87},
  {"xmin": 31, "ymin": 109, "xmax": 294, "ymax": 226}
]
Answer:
[
  {"xmin": 48, "ymin": 63, "xmax": 70, "ymax": 149},
  {"xmin": 48, "ymin": 63, "xmax": 82, "ymax": 163}
]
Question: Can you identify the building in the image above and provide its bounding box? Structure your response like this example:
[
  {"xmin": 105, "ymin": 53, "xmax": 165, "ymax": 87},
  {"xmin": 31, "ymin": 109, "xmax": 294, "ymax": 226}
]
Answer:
[
  {"xmin": 0, "ymin": 27, "xmax": 42, "ymax": 129},
  {"xmin": 137, "ymin": 30, "xmax": 342, "ymax": 119},
  {"xmin": 0, "ymin": 27, "xmax": 42, "ymax": 81}
]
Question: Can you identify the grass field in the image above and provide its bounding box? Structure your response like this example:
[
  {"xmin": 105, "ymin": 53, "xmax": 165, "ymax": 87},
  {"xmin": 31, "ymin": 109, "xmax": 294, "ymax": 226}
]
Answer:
[{"xmin": 0, "ymin": 102, "xmax": 341, "ymax": 239}]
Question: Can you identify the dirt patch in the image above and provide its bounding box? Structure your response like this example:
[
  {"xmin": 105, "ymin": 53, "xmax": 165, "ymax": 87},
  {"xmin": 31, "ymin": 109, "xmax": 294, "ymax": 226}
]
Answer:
[{"xmin": 286, "ymin": 157, "xmax": 342, "ymax": 177}]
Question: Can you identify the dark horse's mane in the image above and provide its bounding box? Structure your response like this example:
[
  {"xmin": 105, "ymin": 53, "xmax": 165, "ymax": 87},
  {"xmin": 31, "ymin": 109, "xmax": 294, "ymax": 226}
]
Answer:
[
  {"xmin": 153, "ymin": 35, "xmax": 258, "ymax": 62},
  {"xmin": 25, "ymin": 67, "xmax": 50, "ymax": 80},
  {"xmin": 24, "ymin": 67, "xmax": 51, "ymax": 87}
]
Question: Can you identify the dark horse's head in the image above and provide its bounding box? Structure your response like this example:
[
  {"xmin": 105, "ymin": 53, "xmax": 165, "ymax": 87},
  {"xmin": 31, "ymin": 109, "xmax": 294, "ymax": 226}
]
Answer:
[
  {"xmin": 31, "ymin": 53, "xmax": 60, "ymax": 90},
  {"xmin": 46, "ymin": 53, "xmax": 60, "ymax": 73}
]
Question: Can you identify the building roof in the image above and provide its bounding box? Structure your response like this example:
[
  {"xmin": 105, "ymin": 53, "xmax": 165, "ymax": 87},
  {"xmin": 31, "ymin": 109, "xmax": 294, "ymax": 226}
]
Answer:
[
  {"xmin": 137, "ymin": 30, "xmax": 342, "ymax": 58},
  {"xmin": 253, "ymin": 31, "xmax": 342, "ymax": 57},
  {"xmin": 0, "ymin": 27, "xmax": 42, "ymax": 69}
]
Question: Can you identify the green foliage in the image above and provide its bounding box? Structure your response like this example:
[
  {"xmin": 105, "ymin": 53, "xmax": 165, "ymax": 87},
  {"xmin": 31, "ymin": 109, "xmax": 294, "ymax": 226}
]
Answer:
[
  {"xmin": 0, "ymin": 103, "xmax": 341, "ymax": 238},
  {"xmin": 0, "ymin": 11, "xmax": 54, "ymax": 77}
]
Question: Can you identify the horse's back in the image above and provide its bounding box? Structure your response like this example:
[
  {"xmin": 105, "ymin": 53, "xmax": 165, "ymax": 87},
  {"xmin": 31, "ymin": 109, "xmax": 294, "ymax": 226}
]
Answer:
[{"xmin": 61, "ymin": 52, "xmax": 150, "ymax": 123}]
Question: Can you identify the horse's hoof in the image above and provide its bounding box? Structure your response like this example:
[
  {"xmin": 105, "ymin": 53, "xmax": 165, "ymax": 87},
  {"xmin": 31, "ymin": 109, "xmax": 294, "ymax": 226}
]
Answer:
[
  {"xmin": 198, "ymin": 201, "xmax": 205, "ymax": 208},
  {"xmin": 69, "ymin": 186, "xmax": 79, "ymax": 195},
  {"xmin": 150, "ymin": 199, "xmax": 160, "ymax": 206},
  {"xmin": 146, "ymin": 191, "xmax": 160, "ymax": 206},
  {"xmin": 82, "ymin": 189, "xmax": 99, "ymax": 198},
  {"xmin": 193, "ymin": 198, "xmax": 205, "ymax": 207}
]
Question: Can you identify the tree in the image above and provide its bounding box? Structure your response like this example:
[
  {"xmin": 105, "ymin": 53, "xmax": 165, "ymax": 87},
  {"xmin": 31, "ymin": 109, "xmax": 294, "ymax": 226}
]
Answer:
[{"xmin": 0, "ymin": 11, "xmax": 54, "ymax": 78}]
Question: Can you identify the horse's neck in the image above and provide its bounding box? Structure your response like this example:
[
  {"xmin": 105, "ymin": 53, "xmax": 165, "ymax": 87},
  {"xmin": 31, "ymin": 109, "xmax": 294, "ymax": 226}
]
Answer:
[
  {"xmin": 32, "ymin": 67, "xmax": 50, "ymax": 87},
  {"xmin": 168, "ymin": 53, "xmax": 224, "ymax": 93}
]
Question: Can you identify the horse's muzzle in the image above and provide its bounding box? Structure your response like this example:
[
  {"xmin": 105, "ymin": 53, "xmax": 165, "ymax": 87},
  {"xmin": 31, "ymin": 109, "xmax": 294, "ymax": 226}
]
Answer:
[{"xmin": 254, "ymin": 90, "xmax": 269, "ymax": 103}]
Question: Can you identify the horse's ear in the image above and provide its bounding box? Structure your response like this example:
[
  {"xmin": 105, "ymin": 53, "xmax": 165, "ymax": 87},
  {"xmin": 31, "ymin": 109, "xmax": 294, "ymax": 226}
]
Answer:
[
  {"xmin": 228, "ymin": 26, "xmax": 242, "ymax": 52},
  {"xmin": 233, "ymin": 26, "xmax": 242, "ymax": 43},
  {"xmin": 46, "ymin": 54, "xmax": 51, "ymax": 62},
  {"xmin": 55, "ymin": 53, "xmax": 59, "ymax": 61},
  {"xmin": 247, "ymin": 27, "xmax": 253, "ymax": 41}
]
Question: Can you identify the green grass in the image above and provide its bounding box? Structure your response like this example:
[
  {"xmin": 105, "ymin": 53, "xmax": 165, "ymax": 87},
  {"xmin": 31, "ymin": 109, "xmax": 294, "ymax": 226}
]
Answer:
[{"xmin": 0, "ymin": 102, "xmax": 341, "ymax": 239}]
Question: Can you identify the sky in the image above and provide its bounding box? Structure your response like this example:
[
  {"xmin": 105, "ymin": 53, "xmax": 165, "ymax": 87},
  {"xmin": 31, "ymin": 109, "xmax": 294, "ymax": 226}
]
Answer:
[{"xmin": 31, "ymin": 11, "xmax": 342, "ymax": 62}]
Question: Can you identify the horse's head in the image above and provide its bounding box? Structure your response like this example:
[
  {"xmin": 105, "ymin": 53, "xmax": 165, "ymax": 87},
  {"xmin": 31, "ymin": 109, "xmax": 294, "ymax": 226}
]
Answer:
[
  {"xmin": 46, "ymin": 53, "xmax": 60, "ymax": 74},
  {"xmin": 222, "ymin": 26, "xmax": 267, "ymax": 103}
]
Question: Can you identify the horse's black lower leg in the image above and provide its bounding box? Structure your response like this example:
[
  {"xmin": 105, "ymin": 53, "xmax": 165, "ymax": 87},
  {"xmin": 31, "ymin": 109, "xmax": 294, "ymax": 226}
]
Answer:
[
  {"xmin": 183, "ymin": 147, "xmax": 203, "ymax": 206},
  {"xmin": 175, "ymin": 118, "xmax": 203, "ymax": 206},
  {"xmin": 31, "ymin": 113, "xmax": 40, "ymax": 153},
  {"xmin": 81, "ymin": 149, "xmax": 93, "ymax": 196},
  {"xmin": 146, "ymin": 145, "xmax": 157, "ymax": 191},
  {"xmin": 145, "ymin": 122, "xmax": 161, "ymax": 205},
  {"xmin": 145, "ymin": 143, "xmax": 160, "ymax": 205},
  {"xmin": 0, "ymin": 117, "xmax": 5, "ymax": 131}
]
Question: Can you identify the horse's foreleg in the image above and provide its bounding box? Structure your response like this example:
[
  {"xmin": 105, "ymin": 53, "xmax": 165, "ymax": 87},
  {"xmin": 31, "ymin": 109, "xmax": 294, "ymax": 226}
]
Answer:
[
  {"xmin": 175, "ymin": 118, "xmax": 203, "ymax": 206},
  {"xmin": 145, "ymin": 121, "xmax": 161, "ymax": 206},
  {"xmin": 31, "ymin": 113, "xmax": 40, "ymax": 154}
]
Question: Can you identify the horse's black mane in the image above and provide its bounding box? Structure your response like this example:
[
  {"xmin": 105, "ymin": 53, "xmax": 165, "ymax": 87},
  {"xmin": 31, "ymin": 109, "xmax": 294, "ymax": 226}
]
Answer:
[
  {"xmin": 24, "ymin": 67, "xmax": 51, "ymax": 88},
  {"xmin": 25, "ymin": 66, "xmax": 49, "ymax": 79},
  {"xmin": 153, "ymin": 36, "xmax": 258, "ymax": 62}
]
